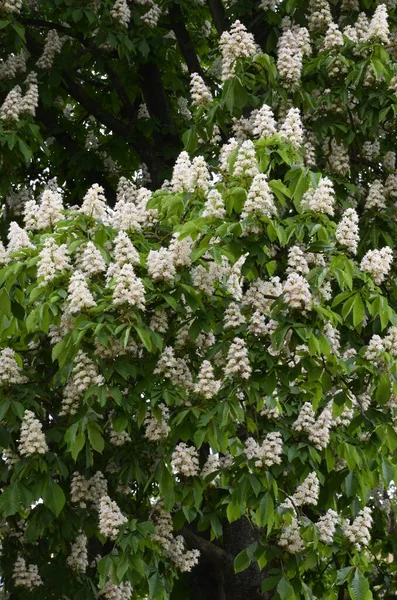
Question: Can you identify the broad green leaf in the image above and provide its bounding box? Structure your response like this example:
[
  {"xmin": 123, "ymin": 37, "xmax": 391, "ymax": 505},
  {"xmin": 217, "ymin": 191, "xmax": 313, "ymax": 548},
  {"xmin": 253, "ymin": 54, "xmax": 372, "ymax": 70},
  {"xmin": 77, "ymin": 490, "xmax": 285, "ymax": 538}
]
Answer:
[{"xmin": 43, "ymin": 479, "xmax": 66, "ymax": 517}]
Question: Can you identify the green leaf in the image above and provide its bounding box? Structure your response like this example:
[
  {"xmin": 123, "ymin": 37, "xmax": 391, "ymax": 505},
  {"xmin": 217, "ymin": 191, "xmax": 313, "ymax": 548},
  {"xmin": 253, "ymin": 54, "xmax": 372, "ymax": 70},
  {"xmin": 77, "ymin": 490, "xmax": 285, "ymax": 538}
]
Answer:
[
  {"xmin": 87, "ymin": 421, "xmax": 105, "ymax": 453},
  {"xmin": 348, "ymin": 570, "xmax": 373, "ymax": 600},
  {"xmin": 277, "ymin": 576, "xmax": 296, "ymax": 600},
  {"xmin": 336, "ymin": 566, "xmax": 354, "ymax": 585},
  {"xmin": 71, "ymin": 433, "xmax": 86, "ymax": 461},
  {"xmin": 255, "ymin": 493, "xmax": 274, "ymax": 530},
  {"xmin": 0, "ymin": 483, "xmax": 21, "ymax": 517},
  {"xmin": 43, "ymin": 479, "xmax": 66, "ymax": 517},
  {"xmin": 352, "ymin": 294, "xmax": 365, "ymax": 328},
  {"xmin": 234, "ymin": 549, "xmax": 250, "ymax": 574},
  {"xmin": 18, "ymin": 138, "xmax": 32, "ymax": 164}
]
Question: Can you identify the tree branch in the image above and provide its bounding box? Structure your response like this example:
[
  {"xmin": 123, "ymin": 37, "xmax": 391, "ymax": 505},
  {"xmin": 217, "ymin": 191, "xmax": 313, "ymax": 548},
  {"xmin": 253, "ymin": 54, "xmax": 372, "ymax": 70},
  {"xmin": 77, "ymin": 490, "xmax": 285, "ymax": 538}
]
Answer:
[
  {"xmin": 179, "ymin": 526, "xmax": 233, "ymax": 567},
  {"xmin": 207, "ymin": 0, "xmax": 228, "ymax": 34},
  {"xmin": 169, "ymin": 4, "xmax": 205, "ymax": 78}
]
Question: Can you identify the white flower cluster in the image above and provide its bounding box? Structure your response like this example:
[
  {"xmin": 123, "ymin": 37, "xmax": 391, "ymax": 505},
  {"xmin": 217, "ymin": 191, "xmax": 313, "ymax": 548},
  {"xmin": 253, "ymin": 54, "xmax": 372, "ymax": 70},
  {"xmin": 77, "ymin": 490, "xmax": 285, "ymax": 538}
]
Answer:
[
  {"xmin": 307, "ymin": 0, "xmax": 332, "ymax": 32},
  {"xmin": 202, "ymin": 189, "xmax": 226, "ymax": 219},
  {"xmin": 24, "ymin": 189, "xmax": 64, "ymax": 230},
  {"xmin": 66, "ymin": 533, "xmax": 88, "ymax": 573},
  {"xmin": 37, "ymin": 237, "xmax": 71, "ymax": 285},
  {"xmin": 193, "ymin": 360, "xmax": 222, "ymax": 398},
  {"xmin": 170, "ymin": 152, "xmax": 210, "ymax": 193},
  {"xmin": 335, "ymin": 208, "xmax": 359, "ymax": 254},
  {"xmin": 111, "ymin": 0, "xmax": 131, "ymax": 27},
  {"xmin": 302, "ymin": 177, "xmax": 335, "ymax": 216},
  {"xmin": 13, "ymin": 556, "xmax": 42, "ymax": 588},
  {"xmin": 383, "ymin": 151, "xmax": 396, "ymax": 172},
  {"xmin": 70, "ymin": 470, "xmax": 108, "ymax": 508},
  {"xmin": 293, "ymin": 402, "xmax": 333, "ymax": 449},
  {"xmin": 154, "ymin": 346, "xmax": 193, "ymax": 389},
  {"xmin": 201, "ymin": 454, "xmax": 220, "ymax": 479},
  {"xmin": 0, "ymin": 77, "xmax": 38, "ymax": 121},
  {"xmin": 99, "ymin": 580, "xmax": 133, "ymax": 600},
  {"xmin": 7, "ymin": 222, "xmax": 34, "ymax": 255},
  {"xmin": 343, "ymin": 507, "xmax": 372, "ymax": 550},
  {"xmin": 0, "ymin": 51, "xmax": 26, "ymax": 80},
  {"xmin": 317, "ymin": 509, "xmax": 339, "ymax": 543},
  {"xmin": 365, "ymin": 3, "xmax": 389, "ymax": 43},
  {"xmin": 279, "ymin": 108, "xmax": 304, "ymax": 149},
  {"xmin": 244, "ymin": 277, "xmax": 282, "ymax": 314},
  {"xmin": 324, "ymin": 322, "xmax": 341, "ymax": 355},
  {"xmin": 76, "ymin": 242, "xmax": 106, "ymax": 275},
  {"xmin": 233, "ymin": 140, "xmax": 259, "ymax": 179},
  {"xmin": 150, "ymin": 501, "xmax": 200, "ymax": 572},
  {"xmin": 323, "ymin": 22, "xmax": 344, "ymax": 49},
  {"xmin": 144, "ymin": 404, "xmax": 170, "ymax": 441},
  {"xmin": 283, "ymin": 273, "xmax": 312, "ymax": 311},
  {"xmin": 109, "ymin": 421, "xmax": 131, "ymax": 446},
  {"xmin": 171, "ymin": 442, "xmax": 199, "ymax": 477},
  {"xmin": 190, "ymin": 73, "xmax": 212, "ymax": 106},
  {"xmin": 360, "ymin": 247, "xmax": 393, "ymax": 284},
  {"xmin": 113, "ymin": 231, "xmax": 140, "ymax": 266},
  {"xmin": 112, "ymin": 263, "xmax": 146, "ymax": 309},
  {"xmin": 224, "ymin": 337, "xmax": 251, "ymax": 379},
  {"xmin": 277, "ymin": 26, "xmax": 310, "ymax": 88},
  {"xmin": 324, "ymin": 138, "xmax": 350, "ymax": 176},
  {"xmin": 67, "ymin": 270, "xmax": 96, "ymax": 313},
  {"xmin": 219, "ymin": 137, "xmax": 239, "ymax": 173},
  {"xmin": 18, "ymin": 410, "xmax": 48, "ymax": 457},
  {"xmin": 364, "ymin": 334, "xmax": 385, "ymax": 365},
  {"xmin": 278, "ymin": 517, "xmax": 304, "ymax": 553},
  {"xmin": 283, "ymin": 472, "xmax": 320, "ymax": 509},
  {"xmin": 61, "ymin": 351, "xmax": 104, "ymax": 416},
  {"xmin": 36, "ymin": 30, "xmax": 65, "ymax": 70},
  {"xmin": 365, "ymin": 180, "xmax": 386, "ymax": 211},
  {"xmin": 287, "ymin": 246, "xmax": 309, "ymax": 275},
  {"xmin": 241, "ymin": 173, "xmax": 277, "ymax": 220},
  {"xmin": 0, "ymin": 347, "xmax": 26, "ymax": 385},
  {"xmin": 80, "ymin": 184, "xmax": 109, "ymax": 221},
  {"xmin": 244, "ymin": 431, "xmax": 283, "ymax": 468},
  {"xmin": 224, "ymin": 302, "xmax": 245, "ymax": 329},
  {"xmin": 219, "ymin": 20, "xmax": 257, "ymax": 80},
  {"xmin": 98, "ymin": 495, "xmax": 128, "ymax": 539},
  {"xmin": 253, "ymin": 104, "xmax": 277, "ymax": 139}
]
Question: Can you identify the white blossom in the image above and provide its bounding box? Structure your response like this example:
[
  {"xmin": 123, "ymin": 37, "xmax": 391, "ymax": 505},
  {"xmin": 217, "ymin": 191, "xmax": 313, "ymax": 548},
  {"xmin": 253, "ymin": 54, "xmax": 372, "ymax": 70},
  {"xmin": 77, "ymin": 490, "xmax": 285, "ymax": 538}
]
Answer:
[
  {"xmin": 18, "ymin": 410, "xmax": 48, "ymax": 456},
  {"xmin": 111, "ymin": 0, "xmax": 131, "ymax": 27},
  {"xmin": 302, "ymin": 177, "xmax": 335, "ymax": 216},
  {"xmin": 0, "ymin": 348, "xmax": 26, "ymax": 385},
  {"xmin": 252, "ymin": 104, "xmax": 277, "ymax": 138},
  {"xmin": 278, "ymin": 517, "xmax": 304, "ymax": 553},
  {"xmin": 144, "ymin": 404, "xmax": 170, "ymax": 441},
  {"xmin": 36, "ymin": 30, "xmax": 65, "ymax": 69},
  {"xmin": 76, "ymin": 242, "xmax": 106, "ymax": 275},
  {"xmin": 343, "ymin": 507, "xmax": 372, "ymax": 550},
  {"xmin": 224, "ymin": 337, "xmax": 251, "ymax": 379},
  {"xmin": 317, "ymin": 509, "xmax": 339, "ymax": 543},
  {"xmin": 202, "ymin": 189, "xmax": 226, "ymax": 219},
  {"xmin": 66, "ymin": 534, "xmax": 88, "ymax": 573},
  {"xmin": 220, "ymin": 20, "xmax": 257, "ymax": 81},
  {"xmin": 112, "ymin": 263, "xmax": 146, "ymax": 309},
  {"xmin": 365, "ymin": 4, "xmax": 389, "ymax": 43},
  {"xmin": 13, "ymin": 556, "xmax": 42, "ymax": 588},
  {"xmin": 7, "ymin": 222, "xmax": 35, "ymax": 254},
  {"xmin": 37, "ymin": 237, "xmax": 71, "ymax": 285},
  {"xmin": 283, "ymin": 273, "xmax": 312, "ymax": 311},
  {"xmin": 360, "ymin": 247, "xmax": 393, "ymax": 284},
  {"xmin": 171, "ymin": 442, "xmax": 199, "ymax": 476},
  {"xmin": 279, "ymin": 108, "xmax": 304, "ymax": 149},
  {"xmin": 67, "ymin": 270, "xmax": 96, "ymax": 313},
  {"xmin": 241, "ymin": 174, "xmax": 277, "ymax": 220},
  {"xmin": 335, "ymin": 208, "xmax": 359, "ymax": 254},
  {"xmin": 80, "ymin": 184, "xmax": 108, "ymax": 221},
  {"xmin": 190, "ymin": 72, "xmax": 212, "ymax": 106},
  {"xmin": 60, "ymin": 351, "xmax": 104, "ymax": 416},
  {"xmin": 98, "ymin": 495, "xmax": 128, "ymax": 539},
  {"xmin": 233, "ymin": 140, "xmax": 259, "ymax": 179},
  {"xmin": 193, "ymin": 360, "xmax": 222, "ymax": 398}
]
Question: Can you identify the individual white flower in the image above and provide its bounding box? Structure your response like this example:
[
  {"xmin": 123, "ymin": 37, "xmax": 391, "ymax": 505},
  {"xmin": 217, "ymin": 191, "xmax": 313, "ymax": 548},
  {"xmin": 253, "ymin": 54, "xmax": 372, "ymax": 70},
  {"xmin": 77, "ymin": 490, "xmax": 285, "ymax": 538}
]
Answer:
[
  {"xmin": 111, "ymin": 0, "xmax": 131, "ymax": 27},
  {"xmin": 66, "ymin": 534, "xmax": 88, "ymax": 573},
  {"xmin": 171, "ymin": 442, "xmax": 199, "ymax": 476},
  {"xmin": 279, "ymin": 108, "xmax": 304, "ymax": 149},
  {"xmin": 171, "ymin": 151, "xmax": 193, "ymax": 192},
  {"xmin": 18, "ymin": 410, "xmax": 48, "ymax": 456},
  {"xmin": 70, "ymin": 472, "xmax": 90, "ymax": 507},
  {"xmin": 301, "ymin": 177, "xmax": 335, "ymax": 216},
  {"xmin": 277, "ymin": 30, "xmax": 303, "ymax": 88},
  {"xmin": 202, "ymin": 189, "xmax": 226, "ymax": 219},
  {"xmin": 360, "ymin": 247, "xmax": 393, "ymax": 284},
  {"xmin": 193, "ymin": 360, "xmax": 222, "ymax": 398},
  {"xmin": 290, "ymin": 472, "xmax": 320, "ymax": 507},
  {"xmin": 317, "ymin": 509, "xmax": 339, "ymax": 543},
  {"xmin": 224, "ymin": 337, "xmax": 251, "ymax": 379},
  {"xmin": 191, "ymin": 155, "xmax": 211, "ymax": 193},
  {"xmin": 111, "ymin": 263, "xmax": 146, "ymax": 309},
  {"xmin": 0, "ymin": 85, "xmax": 23, "ymax": 121},
  {"xmin": 98, "ymin": 495, "xmax": 128, "ymax": 539},
  {"xmin": 219, "ymin": 20, "xmax": 257, "ymax": 80},
  {"xmin": 67, "ymin": 270, "xmax": 96, "ymax": 313},
  {"xmin": 335, "ymin": 208, "xmax": 359, "ymax": 254},
  {"xmin": 190, "ymin": 73, "xmax": 212, "ymax": 106}
]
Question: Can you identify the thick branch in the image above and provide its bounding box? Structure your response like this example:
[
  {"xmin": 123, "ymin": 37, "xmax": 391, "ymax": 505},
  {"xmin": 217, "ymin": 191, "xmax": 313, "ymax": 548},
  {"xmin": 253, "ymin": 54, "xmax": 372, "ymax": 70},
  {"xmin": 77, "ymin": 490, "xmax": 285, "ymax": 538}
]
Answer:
[
  {"xmin": 169, "ymin": 4, "xmax": 205, "ymax": 78},
  {"xmin": 179, "ymin": 526, "xmax": 233, "ymax": 567},
  {"xmin": 207, "ymin": 0, "xmax": 228, "ymax": 34}
]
